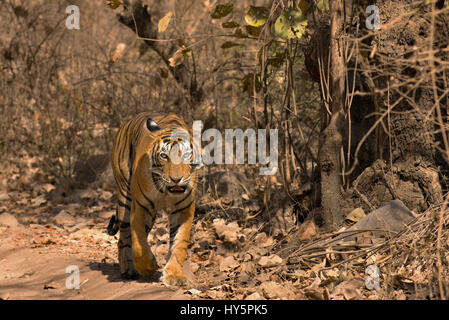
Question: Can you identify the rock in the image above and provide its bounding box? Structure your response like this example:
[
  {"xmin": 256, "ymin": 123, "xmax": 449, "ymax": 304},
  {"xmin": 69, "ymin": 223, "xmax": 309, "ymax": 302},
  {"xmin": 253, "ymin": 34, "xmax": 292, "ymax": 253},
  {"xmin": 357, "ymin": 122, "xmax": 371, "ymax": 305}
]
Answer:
[
  {"xmin": 344, "ymin": 200, "xmax": 416, "ymax": 242},
  {"xmin": 0, "ymin": 213, "xmax": 20, "ymax": 228}
]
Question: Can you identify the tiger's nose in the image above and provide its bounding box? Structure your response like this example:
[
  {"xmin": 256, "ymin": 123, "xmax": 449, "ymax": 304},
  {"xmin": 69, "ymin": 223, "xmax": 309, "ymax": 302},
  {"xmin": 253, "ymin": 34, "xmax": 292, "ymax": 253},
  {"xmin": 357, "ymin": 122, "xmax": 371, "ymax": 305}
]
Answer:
[{"xmin": 170, "ymin": 176, "xmax": 182, "ymax": 184}]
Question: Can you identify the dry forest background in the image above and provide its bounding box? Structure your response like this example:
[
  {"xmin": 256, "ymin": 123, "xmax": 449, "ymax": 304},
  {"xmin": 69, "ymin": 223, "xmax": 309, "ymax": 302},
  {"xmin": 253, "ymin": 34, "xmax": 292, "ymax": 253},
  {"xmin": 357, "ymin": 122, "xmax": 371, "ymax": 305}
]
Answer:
[{"xmin": 0, "ymin": 0, "xmax": 449, "ymax": 300}]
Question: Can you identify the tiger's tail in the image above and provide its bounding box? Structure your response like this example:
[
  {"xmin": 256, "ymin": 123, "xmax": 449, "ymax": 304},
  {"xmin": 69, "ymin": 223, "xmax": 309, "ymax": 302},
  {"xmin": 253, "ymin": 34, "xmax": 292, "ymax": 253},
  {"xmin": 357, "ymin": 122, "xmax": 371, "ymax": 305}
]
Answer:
[{"xmin": 107, "ymin": 214, "xmax": 120, "ymax": 236}]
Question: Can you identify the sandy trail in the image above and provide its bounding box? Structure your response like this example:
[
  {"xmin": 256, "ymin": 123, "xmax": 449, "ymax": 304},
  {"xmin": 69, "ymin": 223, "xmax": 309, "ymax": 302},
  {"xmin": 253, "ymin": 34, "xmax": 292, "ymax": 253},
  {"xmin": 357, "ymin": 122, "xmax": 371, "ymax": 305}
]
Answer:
[{"xmin": 0, "ymin": 228, "xmax": 189, "ymax": 300}]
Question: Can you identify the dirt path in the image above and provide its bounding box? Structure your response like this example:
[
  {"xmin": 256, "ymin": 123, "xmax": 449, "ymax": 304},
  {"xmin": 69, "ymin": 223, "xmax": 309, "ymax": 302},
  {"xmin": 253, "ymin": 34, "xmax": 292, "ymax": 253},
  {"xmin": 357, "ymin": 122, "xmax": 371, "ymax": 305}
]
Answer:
[{"xmin": 0, "ymin": 225, "xmax": 189, "ymax": 300}]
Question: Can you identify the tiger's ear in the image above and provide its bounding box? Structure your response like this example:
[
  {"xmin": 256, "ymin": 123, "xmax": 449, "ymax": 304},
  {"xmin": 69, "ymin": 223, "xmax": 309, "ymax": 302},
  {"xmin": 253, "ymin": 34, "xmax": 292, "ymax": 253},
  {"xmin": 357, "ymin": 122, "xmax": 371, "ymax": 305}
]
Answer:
[{"xmin": 146, "ymin": 118, "xmax": 161, "ymax": 132}]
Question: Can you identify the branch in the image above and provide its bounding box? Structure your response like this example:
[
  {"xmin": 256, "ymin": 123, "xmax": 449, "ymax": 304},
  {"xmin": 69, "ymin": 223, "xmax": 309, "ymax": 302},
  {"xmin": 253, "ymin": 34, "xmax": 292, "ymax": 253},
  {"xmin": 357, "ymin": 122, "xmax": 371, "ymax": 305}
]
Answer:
[{"xmin": 116, "ymin": 0, "xmax": 203, "ymax": 104}]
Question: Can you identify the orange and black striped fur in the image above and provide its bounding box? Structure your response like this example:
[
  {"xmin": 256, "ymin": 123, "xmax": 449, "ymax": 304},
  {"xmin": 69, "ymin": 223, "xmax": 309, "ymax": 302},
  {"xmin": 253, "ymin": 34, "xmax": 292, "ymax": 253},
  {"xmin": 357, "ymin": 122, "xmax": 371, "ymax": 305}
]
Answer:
[{"xmin": 107, "ymin": 112, "xmax": 201, "ymax": 285}]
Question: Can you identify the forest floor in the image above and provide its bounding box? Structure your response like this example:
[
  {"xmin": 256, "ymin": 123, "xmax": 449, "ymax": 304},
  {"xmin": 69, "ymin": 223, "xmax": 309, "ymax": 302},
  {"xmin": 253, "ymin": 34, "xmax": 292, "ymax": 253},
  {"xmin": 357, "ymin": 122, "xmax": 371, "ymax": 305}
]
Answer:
[{"xmin": 0, "ymin": 154, "xmax": 444, "ymax": 300}]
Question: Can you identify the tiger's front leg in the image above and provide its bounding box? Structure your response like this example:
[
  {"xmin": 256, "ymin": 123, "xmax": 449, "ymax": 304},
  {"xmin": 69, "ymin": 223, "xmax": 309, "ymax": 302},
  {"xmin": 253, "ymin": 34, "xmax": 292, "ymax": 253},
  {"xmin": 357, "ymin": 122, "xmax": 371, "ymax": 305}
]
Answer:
[
  {"xmin": 130, "ymin": 199, "xmax": 158, "ymax": 278},
  {"xmin": 162, "ymin": 202, "xmax": 195, "ymax": 286}
]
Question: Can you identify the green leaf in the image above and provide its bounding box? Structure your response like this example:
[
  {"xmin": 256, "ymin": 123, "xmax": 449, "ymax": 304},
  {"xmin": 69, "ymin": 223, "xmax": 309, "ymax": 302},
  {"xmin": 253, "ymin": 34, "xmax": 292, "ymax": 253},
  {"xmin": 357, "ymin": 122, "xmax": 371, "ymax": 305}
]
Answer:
[
  {"xmin": 158, "ymin": 12, "xmax": 173, "ymax": 33},
  {"xmin": 211, "ymin": 3, "xmax": 233, "ymax": 19},
  {"xmin": 274, "ymin": 8, "xmax": 308, "ymax": 39},
  {"xmin": 107, "ymin": 0, "xmax": 122, "ymax": 10},
  {"xmin": 245, "ymin": 6, "xmax": 269, "ymax": 27},
  {"xmin": 245, "ymin": 25, "xmax": 261, "ymax": 37},
  {"xmin": 221, "ymin": 41, "xmax": 241, "ymax": 49},
  {"xmin": 316, "ymin": 0, "xmax": 329, "ymax": 12},
  {"xmin": 222, "ymin": 21, "xmax": 240, "ymax": 28}
]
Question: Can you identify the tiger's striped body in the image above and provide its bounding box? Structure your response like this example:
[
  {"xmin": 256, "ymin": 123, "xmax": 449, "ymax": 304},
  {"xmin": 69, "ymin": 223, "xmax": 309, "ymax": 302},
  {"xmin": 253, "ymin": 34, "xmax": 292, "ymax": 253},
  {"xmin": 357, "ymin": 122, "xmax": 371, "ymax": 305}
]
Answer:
[{"xmin": 108, "ymin": 112, "xmax": 200, "ymax": 285}]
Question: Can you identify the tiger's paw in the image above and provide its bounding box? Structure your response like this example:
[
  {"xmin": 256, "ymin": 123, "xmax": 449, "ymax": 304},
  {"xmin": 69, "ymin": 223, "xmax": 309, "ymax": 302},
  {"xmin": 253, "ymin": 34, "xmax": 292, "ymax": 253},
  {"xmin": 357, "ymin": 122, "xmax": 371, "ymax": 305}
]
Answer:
[{"xmin": 161, "ymin": 269, "xmax": 188, "ymax": 286}]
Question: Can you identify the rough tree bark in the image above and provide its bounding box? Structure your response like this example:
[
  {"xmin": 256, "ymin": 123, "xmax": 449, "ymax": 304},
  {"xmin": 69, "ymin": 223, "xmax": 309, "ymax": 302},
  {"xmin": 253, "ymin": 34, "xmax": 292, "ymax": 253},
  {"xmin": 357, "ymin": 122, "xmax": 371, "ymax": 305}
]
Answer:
[
  {"xmin": 319, "ymin": 0, "xmax": 345, "ymax": 230},
  {"xmin": 304, "ymin": 0, "xmax": 447, "ymax": 220}
]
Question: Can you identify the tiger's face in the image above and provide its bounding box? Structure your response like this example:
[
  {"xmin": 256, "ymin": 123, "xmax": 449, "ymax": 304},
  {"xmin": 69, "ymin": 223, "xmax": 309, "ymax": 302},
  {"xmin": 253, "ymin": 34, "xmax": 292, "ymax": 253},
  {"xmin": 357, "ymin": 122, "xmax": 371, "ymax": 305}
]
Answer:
[{"xmin": 149, "ymin": 125, "xmax": 201, "ymax": 194}]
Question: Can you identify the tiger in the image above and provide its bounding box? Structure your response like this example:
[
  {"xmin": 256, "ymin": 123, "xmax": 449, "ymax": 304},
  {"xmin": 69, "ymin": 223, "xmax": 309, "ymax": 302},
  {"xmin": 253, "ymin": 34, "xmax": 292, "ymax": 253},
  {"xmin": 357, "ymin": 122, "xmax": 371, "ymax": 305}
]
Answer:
[{"xmin": 107, "ymin": 112, "xmax": 201, "ymax": 286}]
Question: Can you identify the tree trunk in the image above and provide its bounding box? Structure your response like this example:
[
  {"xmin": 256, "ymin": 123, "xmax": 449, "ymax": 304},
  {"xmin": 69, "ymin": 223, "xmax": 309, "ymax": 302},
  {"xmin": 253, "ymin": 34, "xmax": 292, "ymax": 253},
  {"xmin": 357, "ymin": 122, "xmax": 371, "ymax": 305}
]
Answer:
[
  {"xmin": 319, "ymin": 0, "xmax": 345, "ymax": 230},
  {"xmin": 304, "ymin": 0, "xmax": 447, "ymax": 220},
  {"xmin": 116, "ymin": 0, "xmax": 203, "ymax": 106}
]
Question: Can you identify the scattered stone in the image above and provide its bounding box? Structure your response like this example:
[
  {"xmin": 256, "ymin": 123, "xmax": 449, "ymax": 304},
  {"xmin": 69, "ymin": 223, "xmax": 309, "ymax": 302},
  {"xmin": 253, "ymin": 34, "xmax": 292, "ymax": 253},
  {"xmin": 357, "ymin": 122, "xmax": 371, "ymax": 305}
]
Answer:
[{"xmin": 344, "ymin": 200, "xmax": 416, "ymax": 242}]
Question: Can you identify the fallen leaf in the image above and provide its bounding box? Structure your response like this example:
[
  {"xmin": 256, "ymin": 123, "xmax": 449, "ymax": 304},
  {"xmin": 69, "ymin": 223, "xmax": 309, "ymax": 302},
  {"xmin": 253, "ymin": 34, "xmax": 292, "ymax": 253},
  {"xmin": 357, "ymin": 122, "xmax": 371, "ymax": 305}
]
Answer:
[
  {"xmin": 260, "ymin": 281, "xmax": 292, "ymax": 299},
  {"xmin": 186, "ymin": 288, "xmax": 201, "ymax": 295},
  {"xmin": 297, "ymin": 219, "xmax": 317, "ymax": 241},
  {"xmin": 43, "ymin": 281, "xmax": 59, "ymax": 290},
  {"xmin": 346, "ymin": 208, "xmax": 366, "ymax": 222},
  {"xmin": 158, "ymin": 11, "xmax": 173, "ymax": 33},
  {"xmin": 213, "ymin": 219, "xmax": 241, "ymax": 243},
  {"xmin": 332, "ymin": 279, "xmax": 364, "ymax": 300},
  {"xmin": 245, "ymin": 292, "xmax": 264, "ymax": 300},
  {"xmin": 254, "ymin": 232, "xmax": 274, "ymax": 247},
  {"xmin": 258, "ymin": 254, "xmax": 283, "ymax": 267},
  {"xmin": 219, "ymin": 255, "xmax": 239, "ymax": 272}
]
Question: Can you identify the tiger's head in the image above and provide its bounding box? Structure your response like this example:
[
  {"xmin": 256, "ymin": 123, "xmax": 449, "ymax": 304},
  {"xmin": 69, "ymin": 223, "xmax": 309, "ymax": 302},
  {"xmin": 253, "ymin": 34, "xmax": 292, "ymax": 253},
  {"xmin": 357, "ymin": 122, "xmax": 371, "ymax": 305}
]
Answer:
[{"xmin": 147, "ymin": 117, "xmax": 201, "ymax": 194}]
